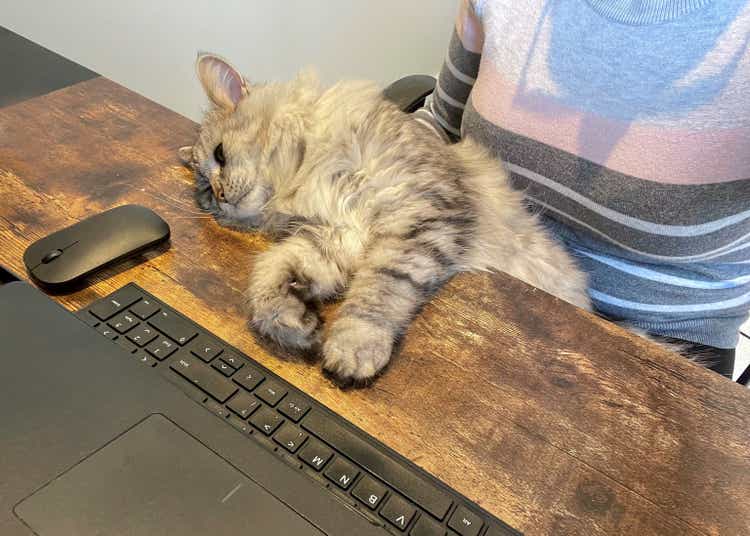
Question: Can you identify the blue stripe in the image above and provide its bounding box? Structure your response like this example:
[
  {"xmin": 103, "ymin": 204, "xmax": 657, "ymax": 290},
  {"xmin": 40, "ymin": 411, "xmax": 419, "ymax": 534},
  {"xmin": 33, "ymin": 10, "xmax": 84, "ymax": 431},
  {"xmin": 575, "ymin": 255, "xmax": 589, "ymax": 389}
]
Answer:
[
  {"xmin": 589, "ymin": 288, "xmax": 750, "ymax": 313},
  {"xmin": 574, "ymin": 248, "xmax": 750, "ymax": 289},
  {"xmin": 528, "ymin": 195, "xmax": 750, "ymax": 263}
]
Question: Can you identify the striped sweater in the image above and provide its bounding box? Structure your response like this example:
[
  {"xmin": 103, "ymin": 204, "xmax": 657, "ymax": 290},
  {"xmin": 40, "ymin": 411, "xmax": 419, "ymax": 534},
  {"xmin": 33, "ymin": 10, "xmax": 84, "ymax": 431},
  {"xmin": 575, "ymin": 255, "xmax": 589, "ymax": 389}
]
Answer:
[{"xmin": 416, "ymin": 0, "xmax": 750, "ymax": 348}]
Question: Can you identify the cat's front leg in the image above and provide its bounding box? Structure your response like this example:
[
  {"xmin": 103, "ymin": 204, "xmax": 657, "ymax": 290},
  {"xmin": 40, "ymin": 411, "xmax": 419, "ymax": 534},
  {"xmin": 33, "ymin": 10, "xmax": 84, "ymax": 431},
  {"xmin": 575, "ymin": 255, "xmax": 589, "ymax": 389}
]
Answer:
[
  {"xmin": 323, "ymin": 238, "xmax": 455, "ymax": 385},
  {"xmin": 247, "ymin": 234, "xmax": 346, "ymax": 352}
]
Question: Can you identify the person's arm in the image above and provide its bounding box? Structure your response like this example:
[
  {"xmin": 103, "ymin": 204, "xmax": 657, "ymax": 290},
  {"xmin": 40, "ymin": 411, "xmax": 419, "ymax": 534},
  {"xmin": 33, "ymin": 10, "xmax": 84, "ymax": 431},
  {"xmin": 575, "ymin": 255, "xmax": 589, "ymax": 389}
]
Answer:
[{"xmin": 414, "ymin": 0, "xmax": 485, "ymax": 142}]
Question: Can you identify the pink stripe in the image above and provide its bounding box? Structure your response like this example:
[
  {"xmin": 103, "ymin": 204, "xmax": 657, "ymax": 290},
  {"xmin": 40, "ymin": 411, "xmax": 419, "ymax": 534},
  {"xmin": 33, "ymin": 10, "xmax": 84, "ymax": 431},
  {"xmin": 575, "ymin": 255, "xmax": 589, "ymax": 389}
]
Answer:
[{"xmin": 471, "ymin": 65, "xmax": 750, "ymax": 185}]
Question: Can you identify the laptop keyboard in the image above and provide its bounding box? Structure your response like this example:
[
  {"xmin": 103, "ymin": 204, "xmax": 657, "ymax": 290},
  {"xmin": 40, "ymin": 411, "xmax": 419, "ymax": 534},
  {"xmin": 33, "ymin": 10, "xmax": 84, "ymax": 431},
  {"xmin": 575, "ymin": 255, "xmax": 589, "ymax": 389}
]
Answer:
[{"xmin": 77, "ymin": 283, "xmax": 521, "ymax": 536}]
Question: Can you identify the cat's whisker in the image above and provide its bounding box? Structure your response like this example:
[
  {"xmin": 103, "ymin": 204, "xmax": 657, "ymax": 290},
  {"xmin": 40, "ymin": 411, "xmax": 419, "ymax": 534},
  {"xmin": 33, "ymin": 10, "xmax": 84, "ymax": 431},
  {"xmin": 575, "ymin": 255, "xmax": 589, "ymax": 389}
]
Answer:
[
  {"xmin": 137, "ymin": 188, "xmax": 207, "ymax": 214},
  {"xmin": 177, "ymin": 212, "xmax": 214, "ymax": 216},
  {"xmin": 157, "ymin": 189, "xmax": 199, "ymax": 207},
  {"xmin": 137, "ymin": 188, "xmax": 188, "ymax": 207},
  {"xmin": 169, "ymin": 215, "xmax": 216, "ymax": 220},
  {"xmin": 144, "ymin": 192, "xmax": 201, "ymax": 214}
]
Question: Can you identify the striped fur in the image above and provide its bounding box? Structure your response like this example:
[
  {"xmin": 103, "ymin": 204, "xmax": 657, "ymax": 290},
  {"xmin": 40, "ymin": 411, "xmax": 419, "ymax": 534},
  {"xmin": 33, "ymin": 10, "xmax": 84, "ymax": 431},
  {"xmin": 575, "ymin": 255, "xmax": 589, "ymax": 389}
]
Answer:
[{"xmin": 180, "ymin": 54, "xmax": 590, "ymax": 384}]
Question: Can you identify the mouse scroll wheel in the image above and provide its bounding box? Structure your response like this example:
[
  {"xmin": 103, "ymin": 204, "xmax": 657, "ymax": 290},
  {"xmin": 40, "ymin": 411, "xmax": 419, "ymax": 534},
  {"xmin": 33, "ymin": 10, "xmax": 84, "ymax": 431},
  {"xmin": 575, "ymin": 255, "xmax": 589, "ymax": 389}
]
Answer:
[{"xmin": 41, "ymin": 249, "xmax": 63, "ymax": 264}]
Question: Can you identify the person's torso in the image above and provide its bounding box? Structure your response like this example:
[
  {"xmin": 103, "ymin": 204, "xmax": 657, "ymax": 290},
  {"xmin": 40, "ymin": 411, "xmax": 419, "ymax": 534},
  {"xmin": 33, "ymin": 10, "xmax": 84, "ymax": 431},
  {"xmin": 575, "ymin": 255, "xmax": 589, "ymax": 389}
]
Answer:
[
  {"xmin": 464, "ymin": 0, "xmax": 750, "ymax": 265},
  {"xmin": 453, "ymin": 0, "xmax": 750, "ymax": 345}
]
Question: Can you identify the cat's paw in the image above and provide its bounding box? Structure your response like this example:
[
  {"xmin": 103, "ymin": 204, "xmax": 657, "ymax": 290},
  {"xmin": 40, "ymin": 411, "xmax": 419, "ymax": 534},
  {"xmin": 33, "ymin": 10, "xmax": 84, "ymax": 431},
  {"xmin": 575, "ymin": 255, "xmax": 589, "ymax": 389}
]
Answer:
[
  {"xmin": 322, "ymin": 318, "xmax": 393, "ymax": 386},
  {"xmin": 248, "ymin": 290, "xmax": 322, "ymax": 352}
]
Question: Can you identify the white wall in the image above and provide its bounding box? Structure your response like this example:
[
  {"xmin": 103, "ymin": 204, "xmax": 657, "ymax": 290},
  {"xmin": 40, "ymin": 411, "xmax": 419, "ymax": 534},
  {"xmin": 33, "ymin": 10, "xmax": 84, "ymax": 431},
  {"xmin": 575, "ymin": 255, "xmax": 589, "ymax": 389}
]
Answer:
[{"xmin": 1, "ymin": 1, "xmax": 456, "ymax": 121}]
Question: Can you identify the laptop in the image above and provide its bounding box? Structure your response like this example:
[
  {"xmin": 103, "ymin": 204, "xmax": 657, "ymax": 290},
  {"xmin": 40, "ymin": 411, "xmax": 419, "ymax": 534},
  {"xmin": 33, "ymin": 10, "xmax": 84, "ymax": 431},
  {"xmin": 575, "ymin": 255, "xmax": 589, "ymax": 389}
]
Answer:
[{"xmin": 0, "ymin": 273, "xmax": 520, "ymax": 536}]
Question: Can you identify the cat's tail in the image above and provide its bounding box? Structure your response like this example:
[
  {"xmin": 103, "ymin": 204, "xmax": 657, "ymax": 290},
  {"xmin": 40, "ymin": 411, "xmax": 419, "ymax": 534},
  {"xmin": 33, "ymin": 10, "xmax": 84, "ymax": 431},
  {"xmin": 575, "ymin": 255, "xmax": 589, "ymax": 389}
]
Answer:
[
  {"xmin": 456, "ymin": 141, "xmax": 688, "ymax": 358},
  {"xmin": 455, "ymin": 140, "xmax": 592, "ymax": 310},
  {"xmin": 610, "ymin": 321, "xmax": 701, "ymax": 361}
]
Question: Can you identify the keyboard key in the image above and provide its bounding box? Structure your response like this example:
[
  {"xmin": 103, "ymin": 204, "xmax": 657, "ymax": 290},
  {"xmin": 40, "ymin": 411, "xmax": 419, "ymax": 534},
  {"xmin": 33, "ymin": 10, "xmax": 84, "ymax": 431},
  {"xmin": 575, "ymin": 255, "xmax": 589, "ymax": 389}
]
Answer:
[
  {"xmin": 302, "ymin": 410, "xmax": 452, "ymax": 520},
  {"xmin": 380, "ymin": 494, "xmax": 416, "ymax": 531},
  {"xmin": 130, "ymin": 298, "xmax": 160, "ymax": 320},
  {"xmin": 135, "ymin": 352, "xmax": 157, "ymax": 367},
  {"xmin": 227, "ymin": 415, "xmax": 253, "ymax": 434},
  {"xmin": 249, "ymin": 405, "xmax": 284, "ymax": 435},
  {"xmin": 107, "ymin": 311, "xmax": 139, "ymax": 333},
  {"xmin": 89, "ymin": 287, "xmax": 141, "ymax": 320},
  {"xmin": 212, "ymin": 360, "xmax": 234, "ymax": 377},
  {"xmin": 233, "ymin": 366, "xmax": 265, "ymax": 392},
  {"xmin": 410, "ymin": 515, "xmax": 443, "ymax": 536},
  {"xmin": 126, "ymin": 325, "xmax": 158, "ymax": 347},
  {"xmin": 298, "ymin": 439, "xmax": 333, "ymax": 471},
  {"xmin": 114, "ymin": 336, "xmax": 138, "ymax": 354},
  {"xmin": 324, "ymin": 457, "xmax": 359, "ymax": 490},
  {"xmin": 226, "ymin": 391, "xmax": 260, "ymax": 419},
  {"xmin": 352, "ymin": 475, "xmax": 388, "ymax": 510},
  {"xmin": 219, "ymin": 351, "xmax": 243, "ymax": 369},
  {"xmin": 278, "ymin": 396, "xmax": 311, "ymax": 423},
  {"xmin": 205, "ymin": 399, "xmax": 231, "ymax": 418},
  {"xmin": 96, "ymin": 324, "xmax": 117, "ymax": 339},
  {"xmin": 256, "ymin": 380, "xmax": 287, "ymax": 406},
  {"xmin": 170, "ymin": 354, "xmax": 237, "ymax": 403},
  {"xmin": 187, "ymin": 335, "xmax": 223, "ymax": 362},
  {"xmin": 146, "ymin": 337, "xmax": 178, "ymax": 361},
  {"xmin": 273, "ymin": 423, "xmax": 308, "ymax": 453},
  {"xmin": 448, "ymin": 506, "xmax": 484, "ymax": 536},
  {"xmin": 148, "ymin": 309, "xmax": 197, "ymax": 345}
]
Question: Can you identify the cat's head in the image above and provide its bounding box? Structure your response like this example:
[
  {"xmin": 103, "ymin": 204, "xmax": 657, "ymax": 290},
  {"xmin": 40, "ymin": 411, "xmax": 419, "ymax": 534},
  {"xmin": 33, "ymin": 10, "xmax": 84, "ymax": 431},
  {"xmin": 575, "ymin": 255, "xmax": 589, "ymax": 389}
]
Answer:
[{"xmin": 179, "ymin": 53, "xmax": 318, "ymax": 228}]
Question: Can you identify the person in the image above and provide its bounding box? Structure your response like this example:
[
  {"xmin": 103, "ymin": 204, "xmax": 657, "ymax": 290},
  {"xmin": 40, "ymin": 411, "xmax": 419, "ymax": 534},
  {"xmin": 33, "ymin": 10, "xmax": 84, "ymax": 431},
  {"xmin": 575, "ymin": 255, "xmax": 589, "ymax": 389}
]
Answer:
[{"xmin": 416, "ymin": 0, "xmax": 750, "ymax": 378}]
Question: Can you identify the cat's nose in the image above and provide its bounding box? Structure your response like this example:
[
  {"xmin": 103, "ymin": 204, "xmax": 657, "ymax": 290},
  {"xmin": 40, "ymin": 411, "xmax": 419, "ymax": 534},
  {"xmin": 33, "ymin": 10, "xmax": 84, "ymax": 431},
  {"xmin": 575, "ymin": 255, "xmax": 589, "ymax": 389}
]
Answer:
[{"xmin": 209, "ymin": 177, "xmax": 226, "ymax": 202}]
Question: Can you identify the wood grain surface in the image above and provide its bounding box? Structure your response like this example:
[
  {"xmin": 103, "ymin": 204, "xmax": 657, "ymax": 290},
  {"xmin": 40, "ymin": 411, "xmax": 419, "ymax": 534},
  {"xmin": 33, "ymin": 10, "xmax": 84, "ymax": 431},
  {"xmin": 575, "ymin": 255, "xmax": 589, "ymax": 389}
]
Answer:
[{"xmin": 1, "ymin": 77, "xmax": 748, "ymax": 535}]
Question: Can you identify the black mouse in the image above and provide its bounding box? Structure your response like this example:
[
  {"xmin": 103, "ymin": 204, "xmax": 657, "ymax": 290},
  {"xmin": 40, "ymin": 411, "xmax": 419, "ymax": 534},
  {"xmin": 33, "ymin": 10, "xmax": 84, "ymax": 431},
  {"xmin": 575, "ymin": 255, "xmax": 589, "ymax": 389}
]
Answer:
[{"xmin": 23, "ymin": 204, "xmax": 170, "ymax": 290}]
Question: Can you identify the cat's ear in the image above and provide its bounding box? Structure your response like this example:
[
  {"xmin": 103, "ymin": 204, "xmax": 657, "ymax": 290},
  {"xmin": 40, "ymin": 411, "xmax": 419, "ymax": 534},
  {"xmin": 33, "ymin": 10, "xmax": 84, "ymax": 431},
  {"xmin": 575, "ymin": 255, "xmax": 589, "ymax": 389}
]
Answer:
[
  {"xmin": 178, "ymin": 145, "xmax": 194, "ymax": 167},
  {"xmin": 195, "ymin": 52, "xmax": 248, "ymax": 110}
]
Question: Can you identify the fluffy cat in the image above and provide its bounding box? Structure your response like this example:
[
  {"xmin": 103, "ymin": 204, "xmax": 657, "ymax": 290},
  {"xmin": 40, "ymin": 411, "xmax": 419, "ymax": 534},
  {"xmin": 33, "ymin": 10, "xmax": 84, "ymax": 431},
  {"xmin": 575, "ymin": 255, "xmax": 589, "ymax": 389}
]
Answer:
[{"xmin": 179, "ymin": 53, "xmax": 591, "ymax": 386}]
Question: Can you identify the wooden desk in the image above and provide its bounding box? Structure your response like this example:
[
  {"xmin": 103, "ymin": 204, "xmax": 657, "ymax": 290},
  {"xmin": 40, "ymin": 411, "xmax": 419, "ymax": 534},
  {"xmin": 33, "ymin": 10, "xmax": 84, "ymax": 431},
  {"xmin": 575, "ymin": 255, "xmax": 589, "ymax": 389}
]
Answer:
[{"xmin": 1, "ymin": 74, "xmax": 749, "ymax": 535}]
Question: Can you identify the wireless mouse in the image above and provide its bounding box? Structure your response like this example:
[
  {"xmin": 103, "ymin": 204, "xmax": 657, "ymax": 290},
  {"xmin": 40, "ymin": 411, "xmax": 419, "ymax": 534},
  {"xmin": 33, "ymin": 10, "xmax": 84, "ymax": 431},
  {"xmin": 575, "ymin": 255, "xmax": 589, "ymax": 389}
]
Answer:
[{"xmin": 23, "ymin": 204, "xmax": 170, "ymax": 290}]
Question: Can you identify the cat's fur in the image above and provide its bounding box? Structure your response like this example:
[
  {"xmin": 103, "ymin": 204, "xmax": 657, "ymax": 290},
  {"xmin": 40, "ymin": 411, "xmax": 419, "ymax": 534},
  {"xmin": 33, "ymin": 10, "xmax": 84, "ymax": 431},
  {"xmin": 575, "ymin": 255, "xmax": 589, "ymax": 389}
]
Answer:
[{"xmin": 180, "ymin": 54, "xmax": 591, "ymax": 385}]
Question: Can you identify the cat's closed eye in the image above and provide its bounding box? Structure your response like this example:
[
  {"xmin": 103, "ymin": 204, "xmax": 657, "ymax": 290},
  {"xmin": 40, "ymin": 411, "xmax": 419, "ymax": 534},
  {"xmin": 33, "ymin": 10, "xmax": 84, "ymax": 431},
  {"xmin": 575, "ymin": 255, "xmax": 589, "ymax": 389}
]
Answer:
[{"xmin": 214, "ymin": 143, "xmax": 226, "ymax": 166}]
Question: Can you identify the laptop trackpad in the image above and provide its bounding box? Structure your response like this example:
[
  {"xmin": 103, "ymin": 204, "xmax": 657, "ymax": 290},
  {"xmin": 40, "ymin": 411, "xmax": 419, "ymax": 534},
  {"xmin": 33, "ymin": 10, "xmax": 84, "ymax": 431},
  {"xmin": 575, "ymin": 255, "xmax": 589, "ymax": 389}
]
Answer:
[{"xmin": 15, "ymin": 414, "xmax": 324, "ymax": 535}]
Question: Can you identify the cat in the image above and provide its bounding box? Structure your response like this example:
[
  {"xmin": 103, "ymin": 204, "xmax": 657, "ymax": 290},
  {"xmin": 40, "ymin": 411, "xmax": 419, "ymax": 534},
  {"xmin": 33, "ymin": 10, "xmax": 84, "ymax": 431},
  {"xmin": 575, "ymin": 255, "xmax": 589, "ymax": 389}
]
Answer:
[{"xmin": 179, "ymin": 53, "xmax": 591, "ymax": 386}]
